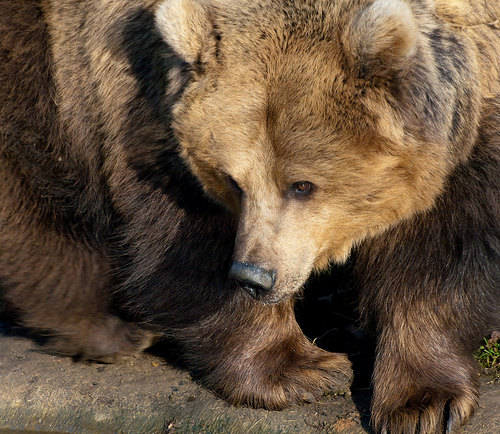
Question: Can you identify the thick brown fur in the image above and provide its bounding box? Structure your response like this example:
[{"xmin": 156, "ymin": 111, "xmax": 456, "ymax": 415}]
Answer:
[
  {"xmin": 0, "ymin": 0, "xmax": 351, "ymax": 410},
  {"xmin": 158, "ymin": 0, "xmax": 500, "ymax": 432}
]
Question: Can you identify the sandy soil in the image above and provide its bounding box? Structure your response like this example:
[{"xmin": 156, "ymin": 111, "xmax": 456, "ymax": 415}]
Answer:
[{"xmin": 0, "ymin": 315, "xmax": 499, "ymax": 434}]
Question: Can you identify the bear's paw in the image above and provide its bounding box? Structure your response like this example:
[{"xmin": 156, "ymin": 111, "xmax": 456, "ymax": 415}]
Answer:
[
  {"xmin": 44, "ymin": 315, "xmax": 158, "ymax": 363},
  {"xmin": 371, "ymin": 358, "xmax": 479, "ymax": 434},
  {"xmin": 209, "ymin": 341, "xmax": 353, "ymax": 410}
]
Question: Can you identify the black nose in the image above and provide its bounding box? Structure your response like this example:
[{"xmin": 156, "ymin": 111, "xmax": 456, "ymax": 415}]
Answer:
[{"xmin": 229, "ymin": 261, "xmax": 276, "ymax": 300}]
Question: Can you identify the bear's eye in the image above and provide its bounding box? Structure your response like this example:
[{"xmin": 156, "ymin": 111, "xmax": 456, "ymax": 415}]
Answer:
[
  {"xmin": 227, "ymin": 175, "xmax": 242, "ymax": 196},
  {"xmin": 290, "ymin": 181, "xmax": 313, "ymax": 197}
]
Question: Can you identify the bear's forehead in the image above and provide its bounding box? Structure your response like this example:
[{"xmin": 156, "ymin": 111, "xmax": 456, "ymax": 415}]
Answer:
[
  {"xmin": 209, "ymin": 45, "xmax": 373, "ymax": 146},
  {"xmin": 202, "ymin": 57, "xmax": 377, "ymax": 166},
  {"xmin": 214, "ymin": 2, "xmax": 346, "ymax": 64},
  {"xmin": 209, "ymin": 1, "xmax": 366, "ymax": 120},
  {"xmin": 213, "ymin": 0, "xmax": 353, "ymax": 38}
]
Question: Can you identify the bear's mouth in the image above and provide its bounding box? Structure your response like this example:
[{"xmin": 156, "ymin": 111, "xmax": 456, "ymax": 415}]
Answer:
[
  {"xmin": 237, "ymin": 283, "xmax": 291, "ymax": 305},
  {"xmin": 239, "ymin": 283, "xmax": 263, "ymax": 301}
]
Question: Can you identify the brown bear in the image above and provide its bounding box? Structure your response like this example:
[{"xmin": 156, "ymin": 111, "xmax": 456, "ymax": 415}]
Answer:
[
  {"xmin": 158, "ymin": 0, "xmax": 500, "ymax": 432},
  {"xmin": 0, "ymin": 0, "xmax": 351, "ymax": 414}
]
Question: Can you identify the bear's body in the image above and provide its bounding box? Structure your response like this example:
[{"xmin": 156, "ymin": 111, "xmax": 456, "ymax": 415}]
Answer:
[
  {"xmin": 159, "ymin": 0, "xmax": 500, "ymax": 432},
  {"xmin": 0, "ymin": 0, "xmax": 351, "ymax": 413},
  {"xmin": 2, "ymin": 0, "xmax": 500, "ymax": 432}
]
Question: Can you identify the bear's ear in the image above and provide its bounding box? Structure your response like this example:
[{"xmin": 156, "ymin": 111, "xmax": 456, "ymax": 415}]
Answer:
[
  {"xmin": 156, "ymin": 0, "xmax": 213, "ymax": 64},
  {"xmin": 342, "ymin": 0, "xmax": 418, "ymax": 79}
]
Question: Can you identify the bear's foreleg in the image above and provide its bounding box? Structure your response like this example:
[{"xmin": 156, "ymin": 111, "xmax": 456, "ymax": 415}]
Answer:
[
  {"xmin": 357, "ymin": 225, "xmax": 498, "ymax": 432},
  {"xmin": 356, "ymin": 117, "xmax": 500, "ymax": 432},
  {"xmin": 369, "ymin": 310, "xmax": 480, "ymax": 433},
  {"xmin": 177, "ymin": 295, "xmax": 352, "ymax": 410},
  {"xmin": 357, "ymin": 246, "xmax": 490, "ymax": 433}
]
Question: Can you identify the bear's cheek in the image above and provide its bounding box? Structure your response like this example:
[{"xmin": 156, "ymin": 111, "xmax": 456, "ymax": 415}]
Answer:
[{"xmin": 297, "ymin": 193, "xmax": 402, "ymax": 269}]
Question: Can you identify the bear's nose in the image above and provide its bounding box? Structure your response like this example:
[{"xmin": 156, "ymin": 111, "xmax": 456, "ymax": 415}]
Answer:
[{"xmin": 229, "ymin": 261, "xmax": 276, "ymax": 300}]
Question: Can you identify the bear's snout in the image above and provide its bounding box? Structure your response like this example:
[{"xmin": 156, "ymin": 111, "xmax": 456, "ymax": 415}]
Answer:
[{"xmin": 229, "ymin": 261, "xmax": 276, "ymax": 300}]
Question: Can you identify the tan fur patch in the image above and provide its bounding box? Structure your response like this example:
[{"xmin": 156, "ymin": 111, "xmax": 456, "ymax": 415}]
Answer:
[{"xmin": 158, "ymin": 0, "xmax": 500, "ymax": 302}]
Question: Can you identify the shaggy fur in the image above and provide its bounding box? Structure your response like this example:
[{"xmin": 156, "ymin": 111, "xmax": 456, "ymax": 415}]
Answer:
[
  {"xmin": 0, "ymin": 0, "xmax": 351, "ymax": 412},
  {"xmin": 159, "ymin": 0, "xmax": 500, "ymax": 432},
  {"xmin": 3, "ymin": 0, "xmax": 500, "ymax": 432}
]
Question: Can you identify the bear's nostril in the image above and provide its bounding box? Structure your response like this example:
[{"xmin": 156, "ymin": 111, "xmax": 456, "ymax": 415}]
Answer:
[{"xmin": 229, "ymin": 261, "xmax": 276, "ymax": 300}]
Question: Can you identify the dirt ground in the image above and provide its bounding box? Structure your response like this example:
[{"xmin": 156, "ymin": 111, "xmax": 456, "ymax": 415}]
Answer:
[
  {"xmin": 0, "ymin": 322, "xmax": 499, "ymax": 434},
  {"xmin": 0, "ymin": 269, "xmax": 499, "ymax": 433}
]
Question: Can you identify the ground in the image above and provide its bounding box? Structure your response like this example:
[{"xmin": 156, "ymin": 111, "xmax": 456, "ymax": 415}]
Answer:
[{"xmin": 1, "ymin": 276, "xmax": 499, "ymax": 433}]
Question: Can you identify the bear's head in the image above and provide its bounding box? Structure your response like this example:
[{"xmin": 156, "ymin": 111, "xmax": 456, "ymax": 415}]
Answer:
[{"xmin": 156, "ymin": 0, "xmax": 479, "ymax": 303}]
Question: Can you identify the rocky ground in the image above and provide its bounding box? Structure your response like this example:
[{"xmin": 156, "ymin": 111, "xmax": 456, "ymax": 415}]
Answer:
[
  {"xmin": 0, "ymin": 326, "xmax": 364, "ymax": 434},
  {"xmin": 1, "ymin": 269, "xmax": 499, "ymax": 433},
  {"xmin": 0, "ymin": 323, "xmax": 499, "ymax": 434}
]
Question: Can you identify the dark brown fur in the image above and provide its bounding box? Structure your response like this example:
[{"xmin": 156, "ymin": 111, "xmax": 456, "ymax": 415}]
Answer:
[
  {"xmin": 356, "ymin": 99, "xmax": 500, "ymax": 433},
  {"xmin": 0, "ymin": 0, "xmax": 350, "ymax": 409}
]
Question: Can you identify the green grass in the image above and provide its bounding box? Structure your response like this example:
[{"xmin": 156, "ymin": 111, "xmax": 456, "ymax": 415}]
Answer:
[{"xmin": 475, "ymin": 336, "xmax": 500, "ymax": 372}]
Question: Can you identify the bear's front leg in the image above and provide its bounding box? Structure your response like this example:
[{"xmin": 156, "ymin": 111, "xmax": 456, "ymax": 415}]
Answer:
[
  {"xmin": 178, "ymin": 295, "xmax": 352, "ymax": 410},
  {"xmin": 369, "ymin": 313, "xmax": 480, "ymax": 433},
  {"xmin": 355, "ymin": 167, "xmax": 500, "ymax": 433}
]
